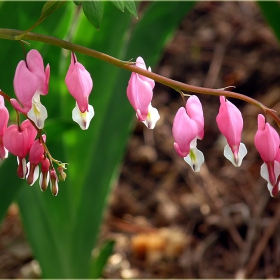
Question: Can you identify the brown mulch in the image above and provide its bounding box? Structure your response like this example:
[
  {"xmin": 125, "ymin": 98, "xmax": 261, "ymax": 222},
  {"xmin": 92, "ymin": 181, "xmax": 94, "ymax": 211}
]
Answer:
[{"xmin": 1, "ymin": 1, "xmax": 280, "ymax": 279}]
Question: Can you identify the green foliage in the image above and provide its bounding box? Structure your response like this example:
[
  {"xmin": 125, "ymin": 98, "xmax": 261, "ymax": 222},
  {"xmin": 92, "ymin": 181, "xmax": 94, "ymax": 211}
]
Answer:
[
  {"xmin": 123, "ymin": 1, "xmax": 138, "ymax": 18},
  {"xmin": 257, "ymin": 1, "xmax": 280, "ymax": 43},
  {"xmin": 0, "ymin": 1, "xmax": 195, "ymax": 278},
  {"xmin": 89, "ymin": 239, "xmax": 115, "ymax": 278},
  {"xmin": 39, "ymin": 1, "xmax": 67, "ymax": 24},
  {"xmin": 111, "ymin": 0, "xmax": 125, "ymax": 12},
  {"xmin": 82, "ymin": 1, "xmax": 104, "ymax": 29}
]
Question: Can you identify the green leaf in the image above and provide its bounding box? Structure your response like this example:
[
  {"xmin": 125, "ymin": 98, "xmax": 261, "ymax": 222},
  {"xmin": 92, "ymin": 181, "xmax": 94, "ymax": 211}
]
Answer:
[
  {"xmin": 111, "ymin": 0, "xmax": 124, "ymax": 12},
  {"xmin": 82, "ymin": 1, "xmax": 104, "ymax": 29},
  {"xmin": 89, "ymin": 239, "xmax": 115, "ymax": 278},
  {"xmin": 73, "ymin": 0, "xmax": 81, "ymax": 6},
  {"xmin": 15, "ymin": 0, "xmax": 67, "ymax": 39},
  {"xmin": 40, "ymin": 0, "xmax": 67, "ymax": 22},
  {"xmin": 257, "ymin": 1, "xmax": 280, "ymax": 43},
  {"xmin": 124, "ymin": 1, "xmax": 137, "ymax": 18}
]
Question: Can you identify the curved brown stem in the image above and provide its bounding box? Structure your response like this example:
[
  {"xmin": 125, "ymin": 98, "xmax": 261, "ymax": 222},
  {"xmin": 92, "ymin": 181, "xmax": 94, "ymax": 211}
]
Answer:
[{"xmin": 0, "ymin": 28, "xmax": 279, "ymax": 126}]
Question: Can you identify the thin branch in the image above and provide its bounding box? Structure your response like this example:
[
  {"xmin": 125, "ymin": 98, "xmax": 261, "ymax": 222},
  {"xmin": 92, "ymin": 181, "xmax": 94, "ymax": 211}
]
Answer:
[{"xmin": 0, "ymin": 28, "xmax": 279, "ymax": 126}]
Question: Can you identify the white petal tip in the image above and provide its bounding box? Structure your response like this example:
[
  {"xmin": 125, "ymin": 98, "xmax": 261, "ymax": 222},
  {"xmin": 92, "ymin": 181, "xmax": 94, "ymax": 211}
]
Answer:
[
  {"xmin": 184, "ymin": 147, "xmax": 204, "ymax": 172},
  {"xmin": 27, "ymin": 100, "xmax": 48, "ymax": 129},
  {"xmin": 72, "ymin": 103, "xmax": 94, "ymax": 130},
  {"xmin": 224, "ymin": 143, "xmax": 247, "ymax": 167},
  {"xmin": 142, "ymin": 104, "xmax": 160, "ymax": 129}
]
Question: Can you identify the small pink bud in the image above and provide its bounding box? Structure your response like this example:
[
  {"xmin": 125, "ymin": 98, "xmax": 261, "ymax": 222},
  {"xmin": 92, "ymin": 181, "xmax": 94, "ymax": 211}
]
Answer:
[
  {"xmin": 65, "ymin": 52, "xmax": 93, "ymax": 113},
  {"xmin": 39, "ymin": 158, "xmax": 50, "ymax": 192},
  {"xmin": 26, "ymin": 136, "xmax": 46, "ymax": 185},
  {"xmin": 29, "ymin": 136, "xmax": 46, "ymax": 165},
  {"xmin": 127, "ymin": 57, "xmax": 155, "ymax": 122},
  {"xmin": 50, "ymin": 168, "xmax": 59, "ymax": 196}
]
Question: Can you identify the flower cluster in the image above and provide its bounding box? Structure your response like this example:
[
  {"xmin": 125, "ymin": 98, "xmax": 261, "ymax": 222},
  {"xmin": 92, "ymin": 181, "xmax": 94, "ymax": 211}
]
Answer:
[
  {"xmin": 1, "ymin": 52, "xmax": 280, "ymax": 197},
  {"xmin": 0, "ymin": 49, "xmax": 94, "ymax": 195},
  {"xmin": 126, "ymin": 56, "xmax": 280, "ymax": 197}
]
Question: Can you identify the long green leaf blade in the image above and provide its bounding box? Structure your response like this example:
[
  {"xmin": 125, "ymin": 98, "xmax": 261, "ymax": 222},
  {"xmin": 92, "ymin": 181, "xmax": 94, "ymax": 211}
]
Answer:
[{"xmin": 257, "ymin": 1, "xmax": 280, "ymax": 43}]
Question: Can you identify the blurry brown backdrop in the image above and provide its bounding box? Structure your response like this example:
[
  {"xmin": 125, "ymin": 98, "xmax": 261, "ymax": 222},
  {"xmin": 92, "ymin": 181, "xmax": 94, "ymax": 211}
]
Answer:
[{"xmin": 1, "ymin": 1, "xmax": 280, "ymax": 278}]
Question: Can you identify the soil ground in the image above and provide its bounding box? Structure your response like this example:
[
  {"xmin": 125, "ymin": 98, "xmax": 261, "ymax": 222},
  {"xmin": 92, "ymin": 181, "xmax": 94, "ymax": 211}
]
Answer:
[{"xmin": 1, "ymin": 1, "xmax": 280, "ymax": 278}]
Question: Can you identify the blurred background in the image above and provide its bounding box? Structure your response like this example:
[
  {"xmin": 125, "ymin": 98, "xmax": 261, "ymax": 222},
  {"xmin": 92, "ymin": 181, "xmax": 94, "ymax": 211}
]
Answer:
[{"xmin": 1, "ymin": 1, "xmax": 280, "ymax": 278}]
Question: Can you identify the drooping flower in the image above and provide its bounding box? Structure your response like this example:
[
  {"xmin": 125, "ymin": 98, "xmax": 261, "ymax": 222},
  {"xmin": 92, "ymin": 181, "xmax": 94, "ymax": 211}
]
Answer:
[
  {"xmin": 3, "ymin": 119, "xmax": 37, "ymax": 178},
  {"xmin": 0, "ymin": 96, "xmax": 9, "ymax": 160},
  {"xmin": 65, "ymin": 52, "xmax": 94, "ymax": 130},
  {"xmin": 254, "ymin": 114, "xmax": 280, "ymax": 196},
  {"xmin": 172, "ymin": 96, "xmax": 205, "ymax": 172},
  {"xmin": 216, "ymin": 96, "xmax": 247, "ymax": 167},
  {"xmin": 12, "ymin": 49, "xmax": 50, "ymax": 129},
  {"xmin": 127, "ymin": 57, "xmax": 160, "ymax": 129}
]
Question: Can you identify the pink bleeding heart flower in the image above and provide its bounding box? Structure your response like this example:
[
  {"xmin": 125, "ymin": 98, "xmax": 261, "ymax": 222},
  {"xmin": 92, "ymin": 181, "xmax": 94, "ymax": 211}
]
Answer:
[
  {"xmin": 65, "ymin": 52, "xmax": 94, "ymax": 130},
  {"xmin": 127, "ymin": 57, "xmax": 160, "ymax": 129},
  {"xmin": 216, "ymin": 96, "xmax": 247, "ymax": 167},
  {"xmin": 254, "ymin": 114, "xmax": 280, "ymax": 196},
  {"xmin": 0, "ymin": 96, "xmax": 9, "ymax": 159},
  {"xmin": 3, "ymin": 119, "xmax": 37, "ymax": 178},
  {"xmin": 26, "ymin": 135, "xmax": 46, "ymax": 186},
  {"xmin": 12, "ymin": 49, "xmax": 50, "ymax": 128},
  {"xmin": 184, "ymin": 96, "xmax": 205, "ymax": 171},
  {"xmin": 173, "ymin": 96, "xmax": 205, "ymax": 172}
]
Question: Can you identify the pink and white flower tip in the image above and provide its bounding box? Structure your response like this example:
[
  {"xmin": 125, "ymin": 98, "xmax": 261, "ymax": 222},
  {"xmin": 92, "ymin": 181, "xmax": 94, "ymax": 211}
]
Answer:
[
  {"xmin": 12, "ymin": 49, "xmax": 49, "ymax": 129},
  {"xmin": 127, "ymin": 57, "xmax": 160, "ymax": 129},
  {"xmin": 0, "ymin": 96, "xmax": 9, "ymax": 160},
  {"xmin": 65, "ymin": 52, "xmax": 94, "ymax": 130},
  {"xmin": 50, "ymin": 168, "xmax": 59, "ymax": 196},
  {"xmin": 172, "ymin": 96, "xmax": 205, "ymax": 172},
  {"xmin": 216, "ymin": 96, "xmax": 247, "ymax": 167},
  {"xmin": 254, "ymin": 114, "xmax": 280, "ymax": 197}
]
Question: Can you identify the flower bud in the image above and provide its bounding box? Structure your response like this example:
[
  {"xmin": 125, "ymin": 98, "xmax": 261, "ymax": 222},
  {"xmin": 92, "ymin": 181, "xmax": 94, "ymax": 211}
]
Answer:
[{"xmin": 50, "ymin": 168, "xmax": 59, "ymax": 196}]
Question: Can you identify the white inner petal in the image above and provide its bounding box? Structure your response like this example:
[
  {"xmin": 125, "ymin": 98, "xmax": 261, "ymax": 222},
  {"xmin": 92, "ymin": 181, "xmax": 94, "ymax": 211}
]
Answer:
[
  {"xmin": 184, "ymin": 147, "xmax": 204, "ymax": 172},
  {"xmin": 72, "ymin": 103, "xmax": 95, "ymax": 130}
]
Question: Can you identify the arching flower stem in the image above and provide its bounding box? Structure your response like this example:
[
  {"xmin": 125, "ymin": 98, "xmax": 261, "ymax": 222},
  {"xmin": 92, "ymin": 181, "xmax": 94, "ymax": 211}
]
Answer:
[{"xmin": 0, "ymin": 28, "xmax": 279, "ymax": 126}]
